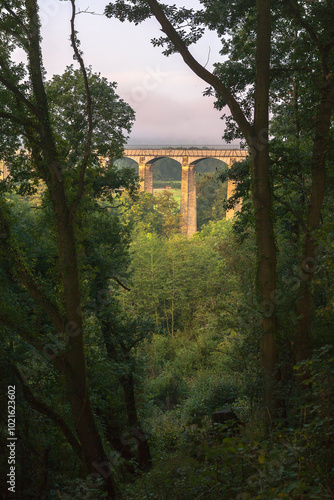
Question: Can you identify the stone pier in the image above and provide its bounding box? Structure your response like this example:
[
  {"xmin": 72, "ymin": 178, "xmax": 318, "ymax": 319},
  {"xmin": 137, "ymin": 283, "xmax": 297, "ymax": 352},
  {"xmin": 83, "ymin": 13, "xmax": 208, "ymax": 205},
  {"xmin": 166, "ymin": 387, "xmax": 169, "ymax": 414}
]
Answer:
[
  {"xmin": 0, "ymin": 160, "xmax": 9, "ymax": 180},
  {"xmin": 226, "ymin": 157, "xmax": 243, "ymax": 220},
  {"xmin": 180, "ymin": 157, "xmax": 197, "ymax": 237},
  {"xmin": 138, "ymin": 156, "xmax": 153, "ymax": 193}
]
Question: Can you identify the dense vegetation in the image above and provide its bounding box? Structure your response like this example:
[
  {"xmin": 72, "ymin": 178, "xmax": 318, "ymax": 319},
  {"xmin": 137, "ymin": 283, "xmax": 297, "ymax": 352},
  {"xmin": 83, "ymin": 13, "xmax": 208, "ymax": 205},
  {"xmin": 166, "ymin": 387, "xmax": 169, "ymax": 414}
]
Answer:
[
  {"xmin": 2, "ymin": 187, "xmax": 334, "ymax": 499},
  {"xmin": 0, "ymin": 1, "xmax": 334, "ymax": 499}
]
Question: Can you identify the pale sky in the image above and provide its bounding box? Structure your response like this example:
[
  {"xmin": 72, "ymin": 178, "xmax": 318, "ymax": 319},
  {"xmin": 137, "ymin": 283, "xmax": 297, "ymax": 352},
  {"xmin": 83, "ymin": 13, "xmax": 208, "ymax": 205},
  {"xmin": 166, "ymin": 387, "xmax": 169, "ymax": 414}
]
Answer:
[{"xmin": 36, "ymin": 0, "xmax": 228, "ymax": 145}]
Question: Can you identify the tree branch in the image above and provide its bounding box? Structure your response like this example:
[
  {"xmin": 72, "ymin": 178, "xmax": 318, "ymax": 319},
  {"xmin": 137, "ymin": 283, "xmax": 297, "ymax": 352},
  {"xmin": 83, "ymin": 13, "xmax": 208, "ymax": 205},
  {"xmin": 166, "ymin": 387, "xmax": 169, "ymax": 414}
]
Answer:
[
  {"xmin": 0, "ymin": 316, "xmax": 64, "ymax": 373},
  {"xmin": 284, "ymin": 0, "xmax": 321, "ymax": 50},
  {"xmin": 0, "ymin": 73, "xmax": 39, "ymax": 116},
  {"xmin": 3, "ymin": 1, "xmax": 30, "ymax": 36},
  {"xmin": 273, "ymin": 193, "xmax": 307, "ymax": 231},
  {"xmin": 145, "ymin": 0, "xmax": 253, "ymax": 143},
  {"xmin": 0, "ymin": 110, "xmax": 38, "ymax": 129},
  {"xmin": 111, "ymin": 275, "xmax": 131, "ymax": 291},
  {"xmin": 68, "ymin": 0, "xmax": 93, "ymax": 221},
  {"xmin": 14, "ymin": 265, "xmax": 65, "ymax": 333},
  {"xmin": 284, "ymin": 0, "xmax": 330, "ymax": 77},
  {"xmin": 0, "ymin": 24, "xmax": 28, "ymax": 48},
  {"xmin": 12, "ymin": 364, "xmax": 83, "ymax": 460},
  {"xmin": 0, "ymin": 204, "xmax": 65, "ymax": 333}
]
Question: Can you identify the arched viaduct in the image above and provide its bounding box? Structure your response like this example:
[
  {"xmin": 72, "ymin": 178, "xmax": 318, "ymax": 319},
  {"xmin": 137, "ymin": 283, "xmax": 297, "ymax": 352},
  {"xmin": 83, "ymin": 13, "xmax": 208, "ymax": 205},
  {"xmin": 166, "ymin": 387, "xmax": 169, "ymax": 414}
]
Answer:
[
  {"xmin": 124, "ymin": 148, "xmax": 248, "ymax": 236},
  {"xmin": 0, "ymin": 148, "xmax": 248, "ymax": 237}
]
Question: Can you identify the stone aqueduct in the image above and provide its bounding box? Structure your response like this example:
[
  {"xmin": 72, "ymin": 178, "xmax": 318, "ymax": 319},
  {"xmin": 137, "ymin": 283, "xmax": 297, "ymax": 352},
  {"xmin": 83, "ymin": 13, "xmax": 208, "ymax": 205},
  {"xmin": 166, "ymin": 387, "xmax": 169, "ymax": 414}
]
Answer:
[
  {"xmin": 0, "ymin": 147, "xmax": 248, "ymax": 237},
  {"xmin": 124, "ymin": 148, "xmax": 248, "ymax": 236}
]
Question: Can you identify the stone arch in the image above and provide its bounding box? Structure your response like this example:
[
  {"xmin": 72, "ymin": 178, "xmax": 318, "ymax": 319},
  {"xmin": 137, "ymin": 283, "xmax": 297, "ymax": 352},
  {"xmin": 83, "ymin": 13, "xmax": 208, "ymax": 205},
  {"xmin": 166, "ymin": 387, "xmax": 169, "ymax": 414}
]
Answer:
[
  {"xmin": 189, "ymin": 156, "xmax": 242, "ymax": 220},
  {"xmin": 115, "ymin": 156, "xmax": 139, "ymax": 174},
  {"xmin": 147, "ymin": 156, "xmax": 182, "ymax": 190},
  {"xmin": 189, "ymin": 156, "xmax": 228, "ymax": 172},
  {"xmin": 139, "ymin": 156, "xmax": 183, "ymax": 193}
]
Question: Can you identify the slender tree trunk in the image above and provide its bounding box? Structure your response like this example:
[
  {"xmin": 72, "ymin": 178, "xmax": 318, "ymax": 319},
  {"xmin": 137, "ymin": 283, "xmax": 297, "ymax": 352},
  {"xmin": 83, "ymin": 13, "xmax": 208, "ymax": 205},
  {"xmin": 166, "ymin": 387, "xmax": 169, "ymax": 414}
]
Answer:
[
  {"xmin": 120, "ymin": 374, "xmax": 152, "ymax": 471},
  {"xmin": 295, "ymin": 82, "xmax": 334, "ymax": 363},
  {"xmin": 55, "ymin": 218, "xmax": 118, "ymax": 497},
  {"xmin": 13, "ymin": 364, "xmax": 83, "ymax": 460},
  {"xmin": 95, "ymin": 406, "xmax": 135, "ymax": 473},
  {"xmin": 101, "ymin": 320, "xmax": 152, "ymax": 471},
  {"xmin": 252, "ymin": 0, "xmax": 280, "ymax": 414}
]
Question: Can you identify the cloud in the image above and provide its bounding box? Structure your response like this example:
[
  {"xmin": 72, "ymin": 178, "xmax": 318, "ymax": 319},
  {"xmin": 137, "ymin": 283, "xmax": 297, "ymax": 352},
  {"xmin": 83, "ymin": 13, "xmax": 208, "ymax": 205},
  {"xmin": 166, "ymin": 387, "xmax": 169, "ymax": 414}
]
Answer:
[
  {"xmin": 128, "ymin": 92, "xmax": 226, "ymax": 145},
  {"xmin": 37, "ymin": 0, "xmax": 229, "ymax": 145}
]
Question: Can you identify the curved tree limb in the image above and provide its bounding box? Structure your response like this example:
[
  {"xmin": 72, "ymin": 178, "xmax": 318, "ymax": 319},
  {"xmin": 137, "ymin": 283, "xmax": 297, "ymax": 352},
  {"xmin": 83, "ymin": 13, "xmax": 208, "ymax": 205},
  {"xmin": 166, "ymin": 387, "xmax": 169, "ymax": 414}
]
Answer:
[
  {"xmin": 12, "ymin": 364, "xmax": 84, "ymax": 461},
  {"xmin": 0, "ymin": 73, "xmax": 39, "ymax": 116},
  {"xmin": 0, "ymin": 110, "xmax": 38, "ymax": 129},
  {"xmin": 145, "ymin": 0, "xmax": 253, "ymax": 144}
]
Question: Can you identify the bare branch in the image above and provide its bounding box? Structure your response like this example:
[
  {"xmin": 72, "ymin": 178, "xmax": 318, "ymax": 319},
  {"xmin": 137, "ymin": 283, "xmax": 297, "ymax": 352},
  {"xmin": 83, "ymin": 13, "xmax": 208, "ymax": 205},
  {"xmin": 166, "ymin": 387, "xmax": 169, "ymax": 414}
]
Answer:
[
  {"xmin": 203, "ymin": 46, "xmax": 211, "ymax": 69},
  {"xmin": 111, "ymin": 275, "xmax": 131, "ymax": 291},
  {"xmin": 68, "ymin": 0, "xmax": 93, "ymax": 221},
  {"xmin": 76, "ymin": 8, "xmax": 103, "ymax": 16}
]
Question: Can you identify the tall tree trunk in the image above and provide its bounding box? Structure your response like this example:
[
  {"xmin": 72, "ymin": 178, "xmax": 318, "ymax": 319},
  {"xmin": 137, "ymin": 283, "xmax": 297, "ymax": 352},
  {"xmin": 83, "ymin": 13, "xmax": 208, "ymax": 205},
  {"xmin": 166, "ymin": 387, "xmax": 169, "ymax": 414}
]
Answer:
[
  {"xmin": 120, "ymin": 374, "xmax": 152, "ymax": 471},
  {"xmin": 252, "ymin": 0, "xmax": 280, "ymax": 414},
  {"xmin": 101, "ymin": 320, "xmax": 152, "ymax": 471},
  {"xmin": 24, "ymin": 2, "xmax": 119, "ymax": 496},
  {"xmin": 295, "ymin": 82, "xmax": 334, "ymax": 363},
  {"xmin": 95, "ymin": 406, "xmax": 135, "ymax": 473}
]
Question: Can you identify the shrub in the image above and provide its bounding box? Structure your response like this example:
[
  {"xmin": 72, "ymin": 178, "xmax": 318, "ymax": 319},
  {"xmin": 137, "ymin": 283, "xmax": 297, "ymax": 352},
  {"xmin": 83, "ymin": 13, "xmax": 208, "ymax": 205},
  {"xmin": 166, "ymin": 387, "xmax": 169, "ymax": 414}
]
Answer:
[{"xmin": 182, "ymin": 373, "xmax": 239, "ymax": 420}]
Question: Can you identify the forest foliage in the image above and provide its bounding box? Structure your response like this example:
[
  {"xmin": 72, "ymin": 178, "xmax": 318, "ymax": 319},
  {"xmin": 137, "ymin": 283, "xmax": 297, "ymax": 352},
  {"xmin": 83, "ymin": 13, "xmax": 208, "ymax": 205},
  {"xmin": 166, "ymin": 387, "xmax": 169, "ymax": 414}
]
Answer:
[{"xmin": 0, "ymin": 0, "xmax": 334, "ymax": 499}]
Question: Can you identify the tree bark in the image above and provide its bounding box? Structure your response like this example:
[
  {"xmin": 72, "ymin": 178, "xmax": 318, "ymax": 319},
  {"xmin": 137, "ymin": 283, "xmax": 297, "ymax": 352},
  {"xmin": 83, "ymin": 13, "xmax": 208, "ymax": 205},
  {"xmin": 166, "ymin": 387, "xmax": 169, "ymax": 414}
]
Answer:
[
  {"xmin": 252, "ymin": 0, "xmax": 280, "ymax": 414},
  {"xmin": 101, "ymin": 319, "xmax": 152, "ymax": 471},
  {"xmin": 295, "ymin": 81, "xmax": 334, "ymax": 363},
  {"xmin": 120, "ymin": 373, "xmax": 152, "ymax": 471}
]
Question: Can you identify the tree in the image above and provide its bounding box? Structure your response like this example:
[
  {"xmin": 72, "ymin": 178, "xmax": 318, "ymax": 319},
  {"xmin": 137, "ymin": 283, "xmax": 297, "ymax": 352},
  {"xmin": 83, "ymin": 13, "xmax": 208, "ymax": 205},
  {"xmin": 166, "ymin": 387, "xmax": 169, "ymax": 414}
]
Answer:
[
  {"xmin": 214, "ymin": 0, "xmax": 334, "ymax": 364},
  {"xmin": 279, "ymin": 1, "xmax": 334, "ymax": 363},
  {"xmin": 120, "ymin": 190, "xmax": 180, "ymax": 237},
  {"xmin": 81, "ymin": 206, "xmax": 152, "ymax": 471},
  {"xmin": 0, "ymin": 1, "xmax": 135, "ymax": 497}
]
